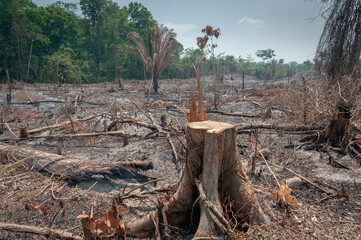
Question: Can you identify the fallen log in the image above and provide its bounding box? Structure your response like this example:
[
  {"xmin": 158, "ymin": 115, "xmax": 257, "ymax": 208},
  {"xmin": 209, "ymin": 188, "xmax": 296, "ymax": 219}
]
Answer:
[
  {"xmin": 207, "ymin": 109, "xmax": 262, "ymax": 118},
  {"xmin": 125, "ymin": 120, "xmax": 269, "ymax": 238},
  {"xmin": 237, "ymin": 123, "xmax": 324, "ymax": 132},
  {"xmin": 21, "ymin": 130, "xmax": 127, "ymax": 140},
  {"xmin": 0, "ymin": 222, "xmax": 82, "ymax": 240},
  {"xmin": 0, "ymin": 143, "xmax": 153, "ymax": 182}
]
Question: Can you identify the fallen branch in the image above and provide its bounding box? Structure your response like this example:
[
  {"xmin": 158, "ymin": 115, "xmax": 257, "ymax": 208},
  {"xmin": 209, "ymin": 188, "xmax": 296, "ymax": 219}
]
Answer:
[
  {"xmin": 20, "ymin": 130, "xmax": 127, "ymax": 140},
  {"xmin": 0, "ymin": 222, "xmax": 82, "ymax": 240},
  {"xmin": 326, "ymin": 148, "xmax": 350, "ymax": 169},
  {"xmin": 120, "ymin": 118, "xmax": 158, "ymax": 132},
  {"xmin": 167, "ymin": 133, "xmax": 179, "ymax": 171},
  {"xmin": 207, "ymin": 109, "xmax": 262, "ymax": 118},
  {"xmin": 0, "ymin": 143, "xmax": 153, "ymax": 182},
  {"xmin": 268, "ymin": 162, "xmax": 333, "ymax": 194},
  {"xmin": 27, "ymin": 114, "xmax": 101, "ymax": 135},
  {"xmin": 4, "ymin": 123, "xmax": 19, "ymax": 139},
  {"xmin": 116, "ymin": 187, "xmax": 170, "ymax": 201},
  {"xmin": 237, "ymin": 123, "xmax": 324, "ymax": 132}
]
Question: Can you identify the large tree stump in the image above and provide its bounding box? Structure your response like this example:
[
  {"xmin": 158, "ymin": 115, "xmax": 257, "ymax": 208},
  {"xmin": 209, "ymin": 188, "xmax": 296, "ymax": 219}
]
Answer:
[{"xmin": 126, "ymin": 120, "xmax": 269, "ymax": 238}]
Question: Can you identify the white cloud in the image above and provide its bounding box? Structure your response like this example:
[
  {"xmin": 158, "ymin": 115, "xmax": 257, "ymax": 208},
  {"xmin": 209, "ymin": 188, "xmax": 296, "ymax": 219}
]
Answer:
[
  {"xmin": 164, "ymin": 23, "xmax": 197, "ymax": 35},
  {"xmin": 236, "ymin": 17, "xmax": 265, "ymax": 28},
  {"xmin": 164, "ymin": 23, "xmax": 198, "ymax": 48}
]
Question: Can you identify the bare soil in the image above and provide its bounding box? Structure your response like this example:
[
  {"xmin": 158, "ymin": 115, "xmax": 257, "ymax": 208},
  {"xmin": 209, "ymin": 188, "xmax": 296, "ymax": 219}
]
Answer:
[{"xmin": 0, "ymin": 74, "xmax": 360, "ymax": 239}]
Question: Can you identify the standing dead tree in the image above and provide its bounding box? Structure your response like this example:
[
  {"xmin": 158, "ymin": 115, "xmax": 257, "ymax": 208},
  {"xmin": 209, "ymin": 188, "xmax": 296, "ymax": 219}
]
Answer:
[
  {"xmin": 315, "ymin": 0, "xmax": 361, "ymax": 150},
  {"xmin": 316, "ymin": 0, "xmax": 361, "ymax": 78}
]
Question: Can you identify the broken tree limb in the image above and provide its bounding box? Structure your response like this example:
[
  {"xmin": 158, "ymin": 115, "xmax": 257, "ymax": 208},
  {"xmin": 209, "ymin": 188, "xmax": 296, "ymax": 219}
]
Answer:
[
  {"xmin": 27, "ymin": 114, "xmax": 101, "ymax": 135},
  {"xmin": 326, "ymin": 148, "xmax": 350, "ymax": 169},
  {"xmin": 19, "ymin": 130, "xmax": 128, "ymax": 140},
  {"xmin": 237, "ymin": 123, "xmax": 324, "ymax": 132},
  {"xmin": 0, "ymin": 222, "xmax": 82, "ymax": 240},
  {"xmin": 166, "ymin": 132, "xmax": 179, "ymax": 172},
  {"xmin": 267, "ymin": 161, "xmax": 334, "ymax": 194},
  {"xmin": 119, "ymin": 118, "xmax": 158, "ymax": 132},
  {"xmin": 206, "ymin": 109, "xmax": 262, "ymax": 118},
  {"xmin": 0, "ymin": 143, "xmax": 153, "ymax": 182}
]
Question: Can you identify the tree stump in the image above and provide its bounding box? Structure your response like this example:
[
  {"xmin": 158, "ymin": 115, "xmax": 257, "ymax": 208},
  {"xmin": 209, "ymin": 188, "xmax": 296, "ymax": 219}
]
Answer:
[
  {"xmin": 126, "ymin": 120, "xmax": 269, "ymax": 238},
  {"xmin": 326, "ymin": 104, "xmax": 351, "ymax": 151}
]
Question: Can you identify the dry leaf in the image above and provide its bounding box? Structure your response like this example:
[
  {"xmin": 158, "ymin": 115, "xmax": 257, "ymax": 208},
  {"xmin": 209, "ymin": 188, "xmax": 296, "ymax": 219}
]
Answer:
[
  {"xmin": 272, "ymin": 182, "xmax": 298, "ymax": 208},
  {"xmin": 38, "ymin": 205, "xmax": 51, "ymax": 215}
]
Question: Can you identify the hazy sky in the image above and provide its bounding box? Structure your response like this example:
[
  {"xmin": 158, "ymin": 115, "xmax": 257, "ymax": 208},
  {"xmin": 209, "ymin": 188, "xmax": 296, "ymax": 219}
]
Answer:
[{"xmin": 33, "ymin": 0, "xmax": 325, "ymax": 63}]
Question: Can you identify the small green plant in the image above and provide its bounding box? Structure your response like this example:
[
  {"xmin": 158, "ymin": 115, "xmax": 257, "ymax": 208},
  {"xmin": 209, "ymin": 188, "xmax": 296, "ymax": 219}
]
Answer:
[{"xmin": 8, "ymin": 168, "xmax": 16, "ymax": 175}]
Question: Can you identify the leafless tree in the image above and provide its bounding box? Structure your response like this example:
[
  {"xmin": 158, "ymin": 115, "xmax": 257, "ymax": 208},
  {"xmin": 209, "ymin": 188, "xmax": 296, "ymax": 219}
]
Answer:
[
  {"xmin": 315, "ymin": 0, "xmax": 361, "ymax": 79},
  {"xmin": 315, "ymin": 0, "xmax": 361, "ymax": 149}
]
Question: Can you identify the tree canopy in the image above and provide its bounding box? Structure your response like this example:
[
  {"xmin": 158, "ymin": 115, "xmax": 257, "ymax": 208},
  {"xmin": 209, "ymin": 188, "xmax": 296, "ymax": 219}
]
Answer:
[
  {"xmin": 0, "ymin": 0, "xmax": 312, "ymax": 84},
  {"xmin": 255, "ymin": 49, "xmax": 276, "ymax": 62}
]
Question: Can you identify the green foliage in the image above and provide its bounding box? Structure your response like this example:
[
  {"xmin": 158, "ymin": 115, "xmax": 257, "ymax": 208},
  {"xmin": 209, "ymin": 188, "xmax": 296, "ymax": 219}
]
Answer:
[
  {"xmin": 0, "ymin": 0, "xmax": 312, "ymax": 84},
  {"xmin": 8, "ymin": 168, "xmax": 16, "ymax": 175},
  {"xmin": 127, "ymin": 25, "xmax": 180, "ymax": 92},
  {"xmin": 256, "ymin": 49, "xmax": 276, "ymax": 62},
  {"xmin": 0, "ymin": 0, "xmax": 157, "ymax": 83}
]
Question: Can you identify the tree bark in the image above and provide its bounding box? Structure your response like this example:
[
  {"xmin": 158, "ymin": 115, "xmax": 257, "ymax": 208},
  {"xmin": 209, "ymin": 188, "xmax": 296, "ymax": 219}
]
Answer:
[
  {"xmin": 27, "ymin": 38, "xmax": 35, "ymax": 78},
  {"xmin": 125, "ymin": 120, "xmax": 269, "ymax": 238},
  {"xmin": 0, "ymin": 143, "xmax": 153, "ymax": 182},
  {"xmin": 326, "ymin": 104, "xmax": 351, "ymax": 151}
]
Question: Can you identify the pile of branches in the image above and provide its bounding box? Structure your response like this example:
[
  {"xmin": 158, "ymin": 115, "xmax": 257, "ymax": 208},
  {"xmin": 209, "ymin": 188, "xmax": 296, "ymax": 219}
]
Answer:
[{"xmin": 267, "ymin": 72, "xmax": 361, "ymax": 127}]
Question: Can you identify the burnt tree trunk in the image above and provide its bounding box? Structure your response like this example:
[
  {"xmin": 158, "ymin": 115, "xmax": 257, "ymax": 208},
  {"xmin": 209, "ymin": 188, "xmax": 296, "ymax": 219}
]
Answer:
[
  {"xmin": 126, "ymin": 120, "xmax": 269, "ymax": 238},
  {"xmin": 0, "ymin": 143, "xmax": 153, "ymax": 182},
  {"xmin": 326, "ymin": 104, "xmax": 351, "ymax": 151}
]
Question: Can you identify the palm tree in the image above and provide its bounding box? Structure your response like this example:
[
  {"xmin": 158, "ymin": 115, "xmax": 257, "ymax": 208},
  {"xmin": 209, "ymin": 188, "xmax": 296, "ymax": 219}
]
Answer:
[{"xmin": 127, "ymin": 25, "xmax": 179, "ymax": 93}]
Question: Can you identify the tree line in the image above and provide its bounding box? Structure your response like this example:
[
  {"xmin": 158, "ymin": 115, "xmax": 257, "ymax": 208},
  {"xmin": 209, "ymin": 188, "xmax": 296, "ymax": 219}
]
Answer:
[{"xmin": 0, "ymin": 0, "xmax": 313, "ymax": 85}]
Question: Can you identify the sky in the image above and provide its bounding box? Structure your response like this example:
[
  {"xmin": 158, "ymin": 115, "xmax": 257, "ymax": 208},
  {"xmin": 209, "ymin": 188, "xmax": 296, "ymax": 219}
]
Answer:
[{"xmin": 33, "ymin": 0, "xmax": 326, "ymax": 63}]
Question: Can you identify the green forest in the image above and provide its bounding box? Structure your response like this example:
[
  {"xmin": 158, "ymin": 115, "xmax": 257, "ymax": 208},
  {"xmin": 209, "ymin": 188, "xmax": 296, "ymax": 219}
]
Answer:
[{"xmin": 0, "ymin": 0, "xmax": 313, "ymax": 85}]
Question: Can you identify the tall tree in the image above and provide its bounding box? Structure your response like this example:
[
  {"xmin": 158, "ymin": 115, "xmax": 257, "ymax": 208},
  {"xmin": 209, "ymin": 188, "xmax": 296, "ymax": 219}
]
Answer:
[
  {"xmin": 255, "ymin": 49, "xmax": 275, "ymax": 62},
  {"xmin": 127, "ymin": 25, "xmax": 179, "ymax": 93}
]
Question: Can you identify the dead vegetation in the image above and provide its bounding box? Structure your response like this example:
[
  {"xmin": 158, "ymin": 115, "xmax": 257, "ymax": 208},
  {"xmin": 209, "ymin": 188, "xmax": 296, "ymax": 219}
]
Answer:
[{"xmin": 0, "ymin": 73, "xmax": 360, "ymax": 239}]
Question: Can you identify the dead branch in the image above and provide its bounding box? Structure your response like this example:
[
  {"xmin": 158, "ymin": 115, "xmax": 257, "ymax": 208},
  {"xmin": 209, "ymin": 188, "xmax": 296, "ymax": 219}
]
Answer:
[
  {"xmin": 268, "ymin": 162, "xmax": 334, "ymax": 194},
  {"xmin": 27, "ymin": 114, "xmax": 101, "ymax": 135},
  {"xmin": 237, "ymin": 123, "xmax": 324, "ymax": 132},
  {"xmin": 121, "ymin": 117, "xmax": 158, "ymax": 132},
  {"xmin": 116, "ymin": 187, "xmax": 170, "ymax": 201},
  {"xmin": 19, "ymin": 130, "xmax": 127, "ymax": 140},
  {"xmin": 167, "ymin": 132, "xmax": 179, "ymax": 170},
  {"xmin": 0, "ymin": 222, "xmax": 82, "ymax": 240},
  {"xmin": 207, "ymin": 109, "xmax": 262, "ymax": 118},
  {"xmin": 326, "ymin": 148, "xmax": 350, "ymax": 169}
]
